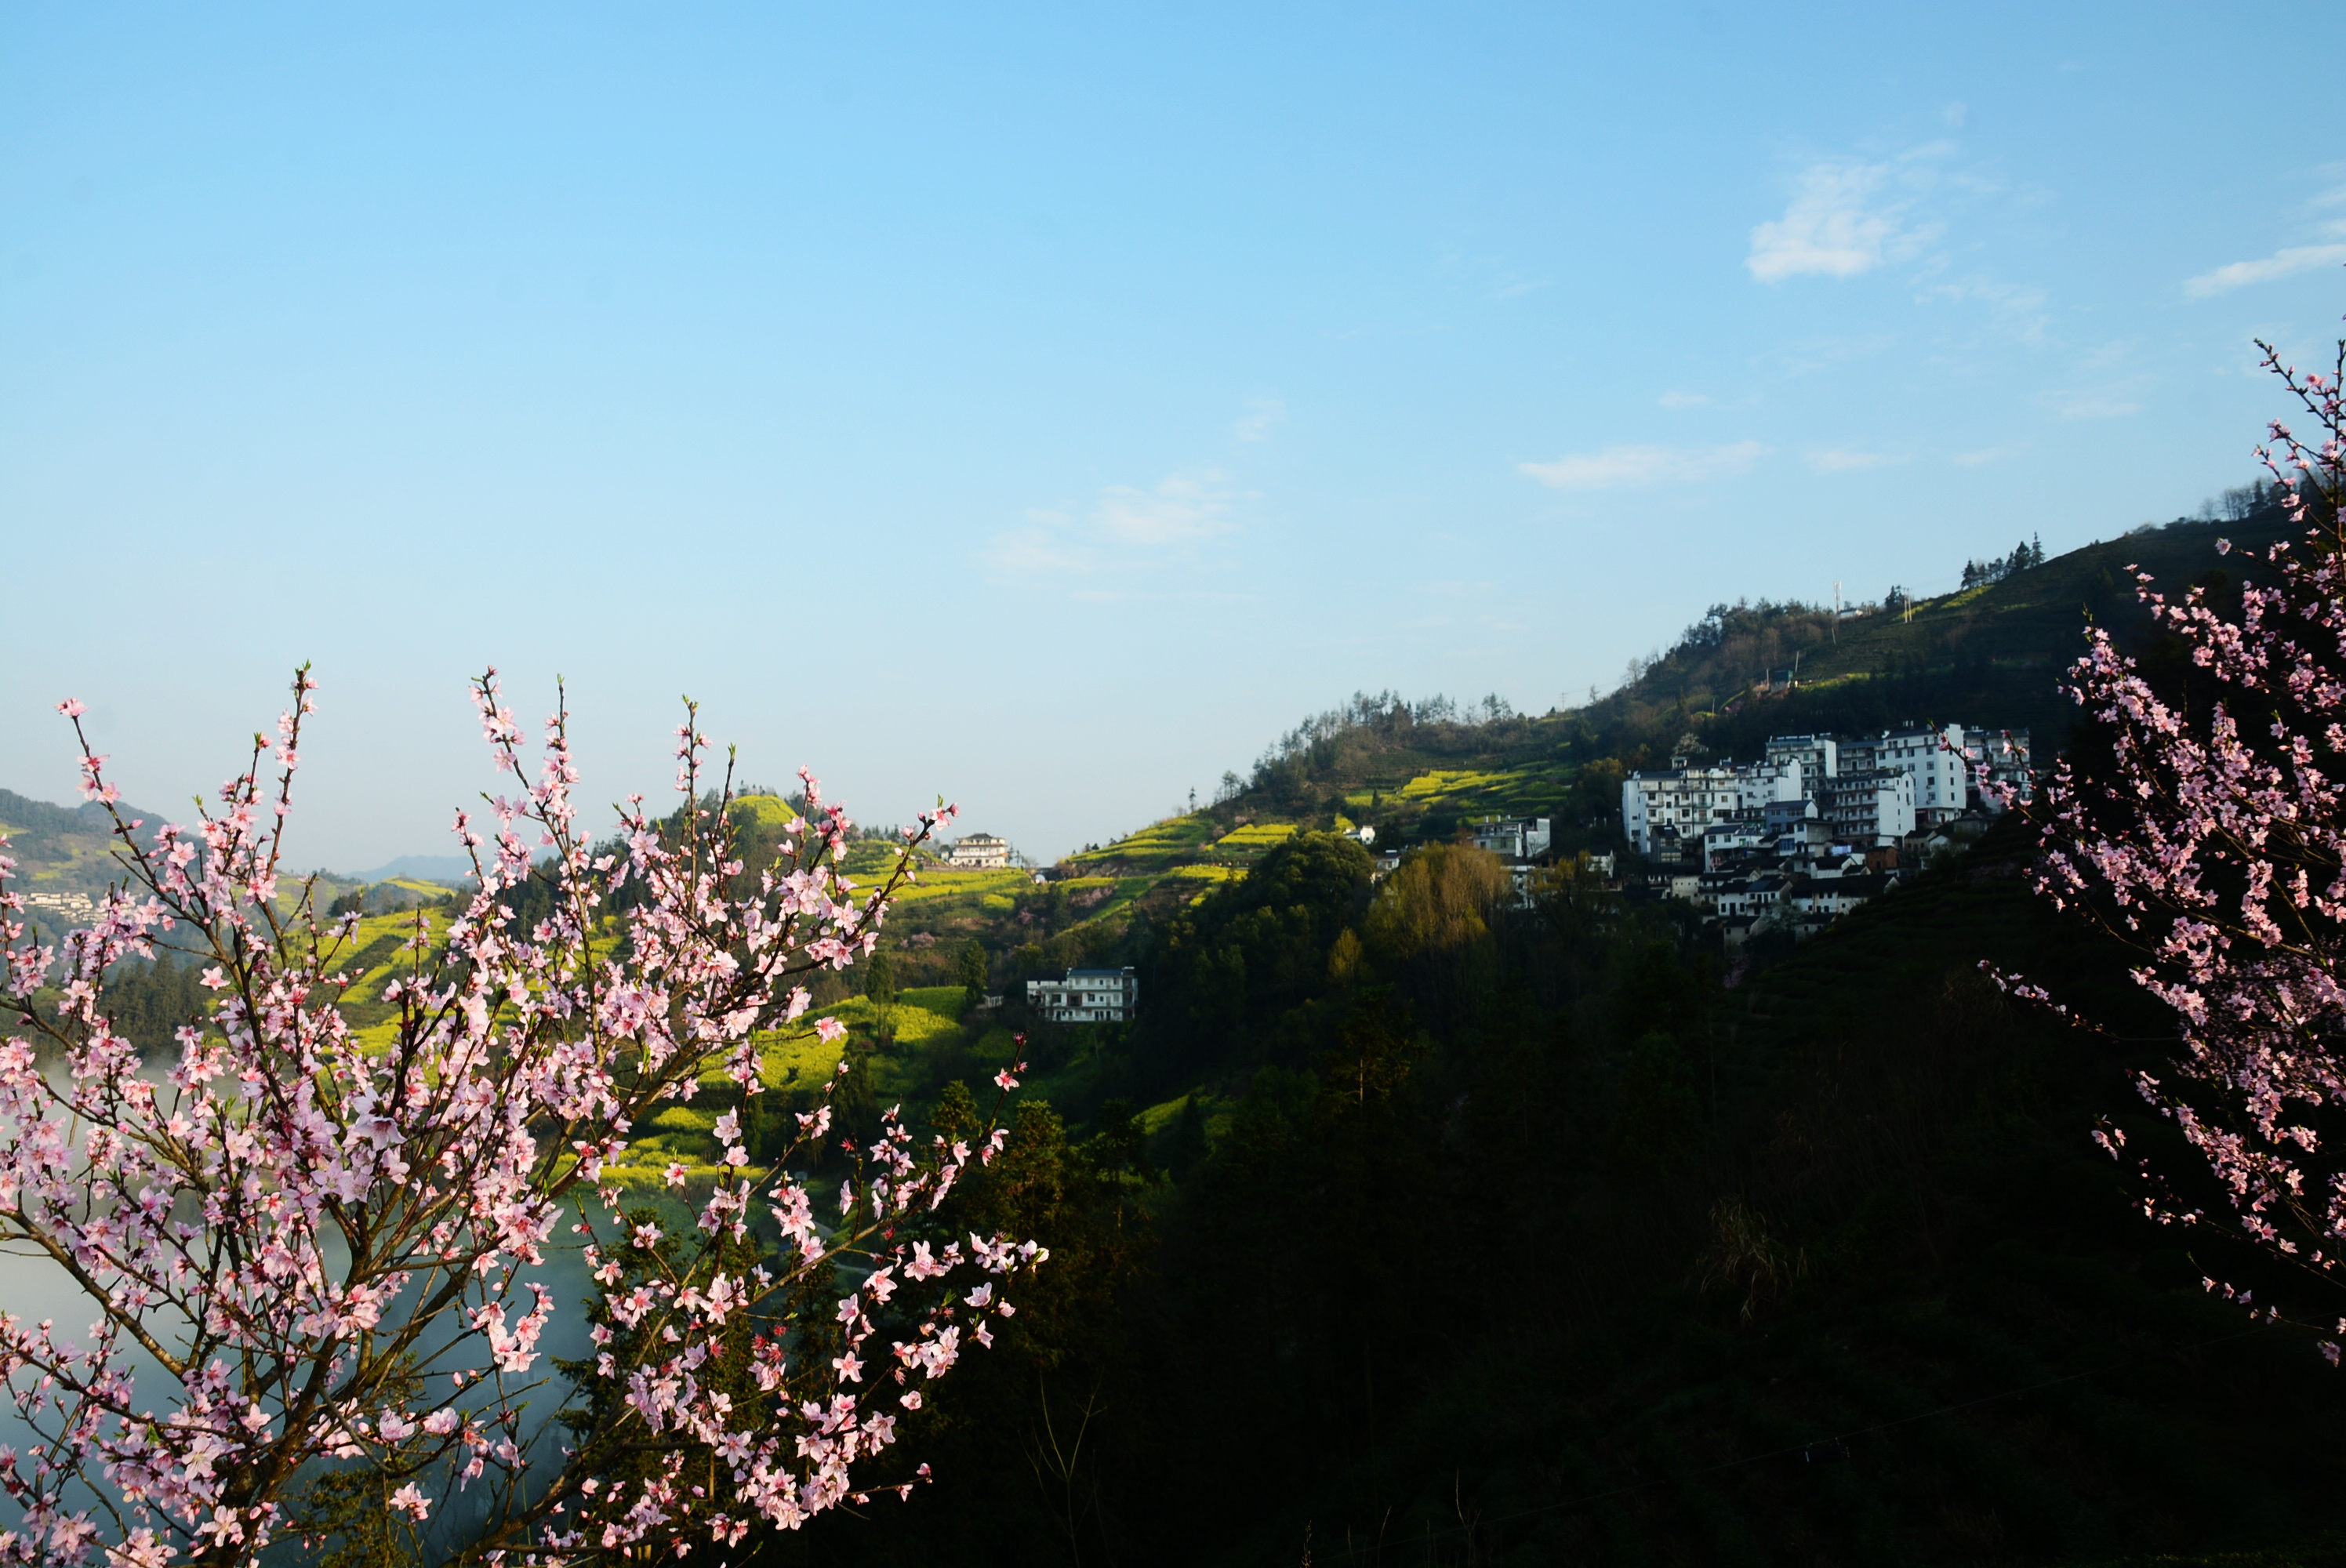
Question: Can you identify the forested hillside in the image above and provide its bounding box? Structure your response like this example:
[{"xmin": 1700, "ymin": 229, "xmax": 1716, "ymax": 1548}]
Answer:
[
  {"xmin": 750, "ymin": 497, "xmax": 2346, "ymax": 1564},
  {"xmin": 851, "ymin": 503, "xmax": 2300, "ymax": 1013},
  {"xmin": 0, "ymin": 786, "xmax": 433, "ymax": 921},
  {"xmin": 1200, "ymin": 505, "xmax": 2297, "ymax": 857}
]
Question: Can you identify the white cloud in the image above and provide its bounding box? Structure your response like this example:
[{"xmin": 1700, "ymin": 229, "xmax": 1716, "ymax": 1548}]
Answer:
[
  {"xmin": 1518, "ymin": 441, "xmax": 1769, "ymax": 490},
  {"xmin": 1942, "ymin": 101, "xmax": 1967, "ymax": 129},
  {"xmin": 1807, "ymin": 449, "xmax": 1901, "ymax": 474},
  {"xmin": 1774, "ymin": 332, "xmax": 1898, "ymax": 379},
  {"xmin": 989, "ymin": 470, "xmax": 1249, "ymax": 577},
  {"xmin": 1657, "ymin": 390, "xmax": 1710, "ymax": 408},
  {"xmin": 2077, "ymin": 338, "xmax": 2134, "ymax": 371},
  {"xmin": 2038, "ymin": 343, "xmax": 2148, "ymax": 420},
  {"xmin": 2044, "ymin": 391, "xmax": 2141, "ymax": 420},
  {"xmin": 1917, "ymin": 277, "xmax": 2050, "ymax": 343},
  {"xmin": 2184, "ymin": 244, "xmax": 2346, "ymax": 298},
  {"xmin": 1747, "ymin": 159, "xmax": 1937, "ymax": 283},
  {"xmin": 1095, "ymin": 472, "xmax": 1237, "ymax": 543},
  {"xmin": 987, "ymin": 520, "xmax": 1097, "ymax": 575},
  {"xmin": 1951, "ymin": 445, "xmax": 2022, "ymax": 466},
  {"xmin": 1233, "ymin": 397, "xmax": 1287, "ymax": 443},
  {"xmin": 1436, "ymin": 243, "xmax": 1552, "ymax": 301}
]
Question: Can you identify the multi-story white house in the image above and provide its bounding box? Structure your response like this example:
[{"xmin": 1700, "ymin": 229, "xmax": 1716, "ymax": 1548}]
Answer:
[
  {"xmin": 1764, "ymin": 734, "xmax": 1839, "ymax": 787},
  {"xmin": 1026, "ymin": 966, "xmax": 1139, "ymax": 1023},
  {"xmin": 1702, "ymin": 817, "xmax": 1774, "ymax": 862},
  {"xmin": 1875, "ymin": 724, "xmax": 1970, "ymax": 822},
  {"xmin": 1747, "ymin": 725, "xmax": 2001, "ymax": 827},
  {"xmin": 22, "ymin": 891, "xmax": 97, "ymax": 923},
  {"xmin": 1821, "ymin": 768, "xmax": 1916, "ymax": 846},
  {"xmin": 943, "ymin": 833, "xmax": 1012, "ymax": 869},
  {"xmin": 1622, "ymin": 766, "xmax": 1734, "ymax": 856},
  {"xmin": 1792, "ymin": 873, "xmax": 1888, "ymax": 918},
  {"xmin": 1618, "ymin": 723, "xmax": 2017, "ymax": 942},
  {"xmin": 1622, "ymin": 762, "xmax": 1801, "ymax": 857}
]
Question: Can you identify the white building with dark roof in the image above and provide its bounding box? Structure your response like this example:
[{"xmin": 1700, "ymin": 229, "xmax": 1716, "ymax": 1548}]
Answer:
[
  {"xmin": 1875, "ymin": 724, "xmax": 1970, "ymax": 822},
  {"xmin": 1026, "ymin": 967, "xmax": 1139, "ymax": 1023},
  {"xmin": 1472, "ymin": 816, "xmax": 1552, "ymax": 860},
  {"xmin": 1963, "ymin": 728, "xmax": 2035, "ymax": 811},
  {"xmin": 1622, "ymin": 762, "xmax": 1802, "ymax": 858},
  {"xmin": 1821, "ymin": 768, "xmax": 1916, "ymax": 846},
  {"xmin": 943, "ymin": 833, "xmax": 1012, "ymax": 869}
]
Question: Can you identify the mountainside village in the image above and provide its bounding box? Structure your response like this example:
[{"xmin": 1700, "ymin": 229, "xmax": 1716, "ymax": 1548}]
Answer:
[
  {"xmin": 967, "ymin": 720, "xmax": 2036, "ymax": 1025},
  {"xmin": 1615, "ymin": 722, "xmax": 2032, "ymax": 948}
]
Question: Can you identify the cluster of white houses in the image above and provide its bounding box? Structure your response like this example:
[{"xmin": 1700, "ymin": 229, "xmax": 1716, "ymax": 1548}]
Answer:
[
  {"xmin": 981, "ymin": 724, "xmax": 2032, "ymax": 1015},
  {"xmin": 19, "ymin": 891, "xmax": 98, "ymax": 928},
  {"xmin": 1621, "ymin": 724, "xmax": 2032, "ymax": 946},
  {"xmin": 1622, "ymin": 726, "xmax": 2029, "ymax": 859}
]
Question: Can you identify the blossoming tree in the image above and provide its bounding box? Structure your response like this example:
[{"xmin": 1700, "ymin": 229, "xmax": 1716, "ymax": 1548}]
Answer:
[
  {"xmin": 0, "ymin": 670, "xmax": 1041, "ymax": 1563},
  {"xmin": 2023, "ymin": 307, "xmax": 2346, "ymax": 1352}
]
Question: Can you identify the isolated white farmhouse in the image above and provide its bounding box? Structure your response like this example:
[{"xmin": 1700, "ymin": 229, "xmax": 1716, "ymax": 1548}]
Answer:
[
  {"xmin": 942, "ymin": 833, "xmax": 1012, "ymax": 870},
  {"xmin": 1026, "ymin": 967, "xmax": 1139, "ymax": 1023}
]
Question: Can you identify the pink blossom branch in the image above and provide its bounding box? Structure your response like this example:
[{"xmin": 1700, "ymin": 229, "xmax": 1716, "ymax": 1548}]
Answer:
[
  {"xmin": 0, "ymin": 668, "xmax": 1033, "ymax": 1563},
  {"xmin": 2016, "ymin": 299, "xmax": 2346, "ymax": 1347}
]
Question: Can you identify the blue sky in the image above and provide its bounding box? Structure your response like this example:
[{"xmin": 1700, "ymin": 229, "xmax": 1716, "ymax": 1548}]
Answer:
[{"xmin": 4, "ymin": 2, "xmax": 2342, "ymax": 868}]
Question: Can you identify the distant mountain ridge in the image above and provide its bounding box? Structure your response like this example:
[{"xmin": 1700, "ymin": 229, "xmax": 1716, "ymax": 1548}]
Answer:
[
  {"xmin": 0, "ymin": 789, "xmax": 478, "ymax": 909},
  {"xmin": 0, "ymin": 789, "xmax": 151, "ymax": 842},
  {"xmin": 348, "ymin": 854, "xmax": 475, "ymax": 885},
  {"xmin": 0, "ymin": 787, "xmax": 171, "ymax": 902}
]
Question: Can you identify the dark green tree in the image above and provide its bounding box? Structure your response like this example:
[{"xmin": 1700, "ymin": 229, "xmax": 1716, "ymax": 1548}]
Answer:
[
  {"xmin": 556, "ymin": 1210, "xmax": 788, "ymax": 1541},
  {"xmin": 1163, "ymin": 1094, "xmax": 1208, "ymax": 1178},
  {"xmin": 99, "ymin": 953, "xmax": 207, "ymax": 1056},
  {"xmin": 864, "ymin": 949, "xmax": 897, "ymax": 1011},
  {"xmin": 805, "ymin": 1088, "xmax": 1152, "ymax": 1566},
  {"xmin": 957, "ymin": 940, "xmax": 990, "ymax": 1011}
]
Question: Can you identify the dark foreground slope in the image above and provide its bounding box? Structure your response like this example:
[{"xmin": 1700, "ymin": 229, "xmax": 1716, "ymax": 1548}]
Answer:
[{"xmin": 757, "ymin": 819, "xmax": 2346, "ymax": 1568}]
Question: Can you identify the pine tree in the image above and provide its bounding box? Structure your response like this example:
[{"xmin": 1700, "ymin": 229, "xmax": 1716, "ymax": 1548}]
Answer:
[{"xmin": 957, "ymin": 940, "xmax": 990, "ymax": 1011}]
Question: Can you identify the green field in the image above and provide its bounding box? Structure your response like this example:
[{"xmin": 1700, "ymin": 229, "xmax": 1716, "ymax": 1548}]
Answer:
[
  {"xmin": 1069, "ymin": 815, "xmax": 1221, "ymax": 870},
  {"xmin": 887, "ymin": 866, "xmax": 1029, "ymax": 904}
]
